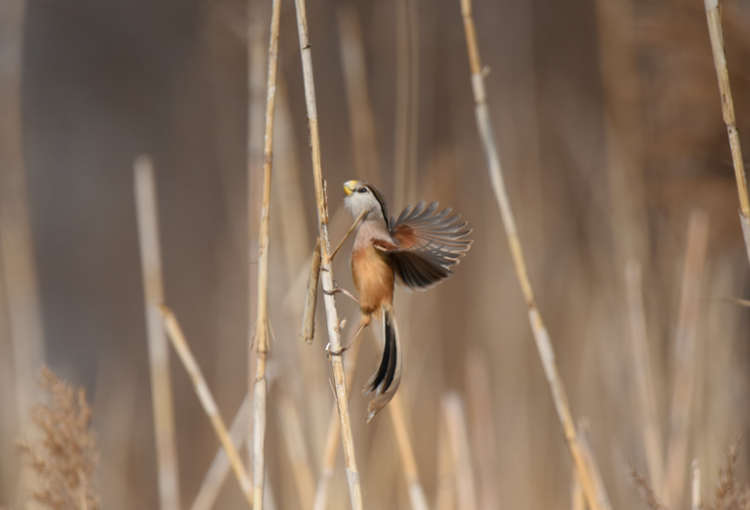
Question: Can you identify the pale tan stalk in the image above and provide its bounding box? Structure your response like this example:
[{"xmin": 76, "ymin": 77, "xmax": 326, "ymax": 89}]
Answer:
[
  {"xmin": 388, "ymin": 392, "xmax": 429, "ymax": 510},
  {"xmin": 459, "ymin": 1, "xmax": 610, "ymax": 508},
  {"xmin": 191, "ymin": 394, "xmax": 252, "ymax": 510},
  {"xmin": 466, "ymin": 348, "xmax": 498, "ymax": 510},
  {"xmin": 625, "ymin": 260, "xmax": 665, "ymax": 497},
  {"xmin": 301, "ymin": 238, "xmax": 322, "ymax": 344},
  {"xmin": 702, "ymin": 0, "xmax": 750, "ymax": 238},
  {"xmin": 312, "ymin": 328, "xmax": 364, "ymax": 510},
  {"xmin": 665, "ymin": 211, "xmax": 709, "ymax": 509},
  {"xmin": 393, "ymin": 0, "xmax": 419, "ymax": 209},
  {"xmin": 571, "ymin": 473, "xmax": 584, "ymax": 510},
  {"xmin": 277, "ymin": 388, "xmax": 316, "ymax": 509},
  {"xmin": 293, "ymin": 0, "xmax": 363, "ymax": 506},
  {"xmin": 691, "ymin": 460, "xmax": 700, "ymax": 510},
  {"xmin": 435, "ymin": 416, "xmax": 456, "ymax": 510},
  {"xmin": 442, "ymin": 392, "xmax": 477, "ymax": 510},
  {"xmin": 160, "ymin": 306, "xmax": 253, "ymax": 506},
  {"xmin": 337, "ymin": 4, "xmax": 381, "ymax": 184},
  {"xmin": 133, "ymin": 157, "xmax": 180, "ymax": 510},
  {"xmin": 594, "ymin": 0, "xmax": 647, "ymax": 265},
  {"xmin": 577, "ymin": 420, "xmax": 613, "ymax": 510},
  {"xmin": 251, "ymin": 0, "xmax": 281, "ymax": 506},
  {"xmin": 0, "ymin": 0, "xmax": 46, "ymax": 500},
  {"xmin": 246, "ymin": 1, "xmax": 267, "ymax": 464}
]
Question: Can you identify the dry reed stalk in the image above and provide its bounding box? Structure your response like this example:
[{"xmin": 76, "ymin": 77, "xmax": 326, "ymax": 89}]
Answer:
[
  {"xmin": 692, "ymin": 460, "xmax": 701, "ymax": 510},
  {"xmin": 293, "ymin": 0, "xmax": 363, "ymax": 506},
  {"xmin": 251, "ymin": 0, "xmax": 282, "ymax": 505},
  {"xmin": 466, "ymin": 348, "xmax": 498, "ymax": 510},
  {"xmin": 133, "ymin": 157, "xmax": 181, "ymax": 510},
  {"xmin": 276, "ymin": 388, "xmax": 316, "ymax": 509},
  {"xmin": 625, "ymin": 260, "xmax": 665, "ymax": 497},
  {"xmin": 0, "ymin": 0, "xmax": 46, "ymax": 499},
  {"xmin": 159, "ymin": 305, "xmax": 253, "ymax": 506},
  {"xmin": 388, "ymin": 391, "xmax": 429, "ymax": 510},
  {"xmin": 665, "ymin": 211, "xmax": 709, "ymax": 509},
  {"xmin": 701, "ymin": 0, "xmax": 750, "ymax": 264},
  {"xmin": 571, "ymin": 473, "xmax": 585, "ymax": 510},
  {"xmin": 312, "ymin": 329, "xmax": 364, "ymax": 510},
  {"xmin": 577, "ymin": 420, "xmax": 613, "ymax": 510},
  {"xmin": 191, "ymin": 394, "xmax": 252, "ymax": 510},
  {"xmin": 458, "ymin": 1, "xmax": 610, "ymax": 508},
  {"xmin": 442, "ymin": 392, "xmax": 477, "ymax": 510},
  {"xmin": 593, "ymin": 0, "xmax": 648, "ymax": 265},
  {"xmin": 435, "ymin": 413, "xmax": 456, "ymax": 510},
  {"xmin": 393, "ymin": 0, "xmax": 419, "ymax": 209},
  {"xmin": 337, "ymin": 5, "xmax": 381, "ymax": 184},
  {"xmin": 300, "ymin": 238, "xmax": 322, "ymax": 344}
]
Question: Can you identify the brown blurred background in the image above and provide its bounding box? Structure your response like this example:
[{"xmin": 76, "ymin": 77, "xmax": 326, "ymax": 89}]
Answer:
[{"xmin": 2, "ymin": 0, "xmax": 750, "ymax": 507}]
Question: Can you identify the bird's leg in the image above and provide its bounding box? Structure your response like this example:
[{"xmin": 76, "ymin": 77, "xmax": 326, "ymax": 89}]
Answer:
[
  {"xmin": 323, "ymin": 282, "xmax": 360, "ymax": 304},
  {"xmin": 329, "ymin": 314, "xmax": 371, "ymax": 355},
  {"xmin": 329, "ymin": 210, "xmax": 366, "ymax": 261}
]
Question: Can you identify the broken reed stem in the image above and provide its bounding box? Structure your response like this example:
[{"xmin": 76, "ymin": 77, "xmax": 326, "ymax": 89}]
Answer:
[
  {"xmin": 277, "ymin": 389, "xmax": 317, "ymax": 509},
  {"xmin": 300, "ymin": 238, "xmax": 322, "ymax": 344},
  {"xmin": 312, "ymin": 328, "xmax": 364, "ymax": 510},
  {"xmin": 665, "ymin": 211, "xmax": 709, "ymax": 509},
  {"xmin": 191, "ymin": 394, "xmax": 252, "ymax": 510},
  {"xmin": 702, "ymin": 0, "xmax": 750, "ymax": 218},
  {"xmin": 625, "ymin": 260, "xmax": 665, "ymax": 498},
  {"xmin": 292, "ymin": 0, "xmax": 363, "ymax": 506},
  {"xmin": 692, "ymin": 460, "xmax": 701, "ymax": 510},
  {"xmin": 160, "ymin": 305, "xmax": 254, "ymax": 507},
  {"xmin": 458, "ymin": 1, "xmax": 609, "ymax": 509},
  {"xmin": 133, "ymin": 157, "xmax": 181, "ymax": 510},
  {"xmin": 251, "ymin": 0, "xmax": 281, "ymax": 506},
  {"xmin": 442, "ymin": 392, "xmax": 478, "ymax": 510}
]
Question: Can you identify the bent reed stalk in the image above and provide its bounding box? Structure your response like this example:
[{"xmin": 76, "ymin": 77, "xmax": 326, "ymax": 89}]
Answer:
[{"xmin": 458, "ymin": 0, "xmax": 611, "ymax": 509}]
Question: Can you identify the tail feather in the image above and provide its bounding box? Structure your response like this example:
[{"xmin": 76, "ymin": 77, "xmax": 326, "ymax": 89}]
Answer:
[{"xmin": 363, "ymin": 308, "xmax": 402, "ymax": 422}]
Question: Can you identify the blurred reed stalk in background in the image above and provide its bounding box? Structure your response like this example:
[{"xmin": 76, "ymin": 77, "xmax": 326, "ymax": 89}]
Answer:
[{"xmin": 134, "ymin": 157, "xmax": 181, "ymax": 510}]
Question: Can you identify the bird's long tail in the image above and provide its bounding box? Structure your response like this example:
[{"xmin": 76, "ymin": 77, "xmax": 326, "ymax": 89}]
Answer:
[{"xmin": 363, "ymin": 306, "xmax": 402, "ymax": 422}]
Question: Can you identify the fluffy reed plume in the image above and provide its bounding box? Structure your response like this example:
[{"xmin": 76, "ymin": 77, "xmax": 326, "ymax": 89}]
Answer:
[
  {"xmin": 19, "ymin": 366, "xmax": 99, "ymax": 510},
  {"xmin": 629, "ymin": 467, "xmax": 665, "ymax": 510},
  {"xmin": 702, "ymin": 439, "xmax": 750, "ymax": 510}
]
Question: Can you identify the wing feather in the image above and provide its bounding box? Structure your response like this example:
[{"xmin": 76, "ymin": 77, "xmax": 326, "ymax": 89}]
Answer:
[{"xmin": 376, "ymin": 200, "xmax": 472, "ymax": 290}]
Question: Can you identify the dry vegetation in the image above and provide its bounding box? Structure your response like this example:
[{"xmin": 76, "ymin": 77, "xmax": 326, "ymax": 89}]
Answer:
[{"xmin": 2, "ymin": 0, "xmax": 750, "ymax": 508}]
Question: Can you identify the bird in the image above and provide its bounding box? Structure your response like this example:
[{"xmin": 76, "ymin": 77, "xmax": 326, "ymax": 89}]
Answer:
[{"xmin": 337, "ymin": 180, "xmax": 472, "ymax": 421}]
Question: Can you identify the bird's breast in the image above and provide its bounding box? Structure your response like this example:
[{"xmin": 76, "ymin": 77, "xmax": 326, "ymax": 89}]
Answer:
[{"xmin": 351, "ymin": 244, "xmax": 394, "ymax": 316}]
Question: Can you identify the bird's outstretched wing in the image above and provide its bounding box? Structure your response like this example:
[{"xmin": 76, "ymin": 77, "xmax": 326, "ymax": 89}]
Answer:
[{"xmin": 372, "ymin": 200, "xmax": 472, "ymax": 290}]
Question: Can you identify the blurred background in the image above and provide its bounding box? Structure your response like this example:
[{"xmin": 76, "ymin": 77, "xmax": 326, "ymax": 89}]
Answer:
[{"xmin": 2, "ymin": 0, "xmax": 750, "ymax": 507}]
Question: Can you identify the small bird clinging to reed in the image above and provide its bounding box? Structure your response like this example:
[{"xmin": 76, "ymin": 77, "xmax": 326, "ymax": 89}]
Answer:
[{"xmin": 336, "ymin": 180, "xmax": 472, "ymax": 421}]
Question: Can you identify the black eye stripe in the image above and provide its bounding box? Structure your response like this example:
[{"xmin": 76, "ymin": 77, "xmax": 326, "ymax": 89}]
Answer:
[{"xmin": 358, "ymin": 187, "xmax": 368, "ymax": 193}]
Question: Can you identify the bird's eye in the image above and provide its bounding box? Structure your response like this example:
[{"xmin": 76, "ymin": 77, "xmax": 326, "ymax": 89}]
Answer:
[{"xmin": 357, "ymin": 187, "xmax": 368, "ymax": 194}]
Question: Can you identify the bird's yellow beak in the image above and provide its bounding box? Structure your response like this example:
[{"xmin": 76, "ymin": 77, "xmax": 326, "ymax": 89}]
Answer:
[{"xmin": 343, "ymin": 180, "xmax": 358, "ymax": 196}]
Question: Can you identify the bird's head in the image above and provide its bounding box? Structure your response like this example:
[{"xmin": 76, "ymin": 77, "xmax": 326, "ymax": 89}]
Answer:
[{"xmin": 343, "ymin": 180, "xmax": 389, "ymax": 224}]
